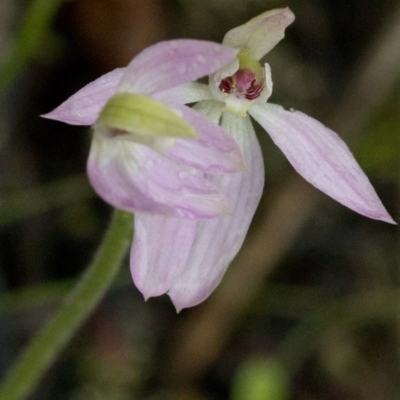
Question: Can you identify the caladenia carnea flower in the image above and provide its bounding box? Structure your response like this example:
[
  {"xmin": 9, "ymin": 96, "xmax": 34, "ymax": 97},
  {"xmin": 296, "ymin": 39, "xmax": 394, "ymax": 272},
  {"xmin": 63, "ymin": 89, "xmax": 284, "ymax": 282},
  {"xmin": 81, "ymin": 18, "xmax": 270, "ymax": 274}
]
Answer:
[
  {"xmin": 43, "ymin": 40, "xmax": 246, "ymax": 219},
  {"xmin": 132, "ymin": 8, "xmax": 395, "ymax": 309},
  {"xmin": 43, "ymin": 11, "xmax": 395, "ymax": 311}
]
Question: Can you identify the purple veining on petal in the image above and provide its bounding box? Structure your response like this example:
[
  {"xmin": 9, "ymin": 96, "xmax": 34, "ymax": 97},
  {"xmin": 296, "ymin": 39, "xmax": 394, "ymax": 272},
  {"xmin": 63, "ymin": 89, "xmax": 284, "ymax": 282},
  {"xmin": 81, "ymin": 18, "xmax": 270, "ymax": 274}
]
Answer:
[
  {"xmin": 250, "ymin": 103, "xmax": 395, "ymax": 224},
  {"xmin": 163, "ymin": 104, "xmax": 247, "ymax": 173},
  {"xmin": 168, "ymin": 108, "xmax": 265, "ymax": 310},
  {"xmin": 130, "ymin": 213, "xmax": 197, "ymax": 299},
  {"xmin": 118, "ymin": 40, "xmax": 239, "ymax": 95},
  {"xmin": 87, "ymin": 135, "xmax": 232, "ymax": 219}
]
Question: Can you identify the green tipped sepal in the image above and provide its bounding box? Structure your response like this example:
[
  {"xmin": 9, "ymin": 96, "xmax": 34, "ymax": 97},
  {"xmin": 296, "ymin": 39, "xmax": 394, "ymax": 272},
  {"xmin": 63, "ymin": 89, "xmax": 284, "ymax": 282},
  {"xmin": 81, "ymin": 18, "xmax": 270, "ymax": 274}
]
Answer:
[{"xmin": 97, "ymin": 93, "xmax": 198, "ymax": 142}]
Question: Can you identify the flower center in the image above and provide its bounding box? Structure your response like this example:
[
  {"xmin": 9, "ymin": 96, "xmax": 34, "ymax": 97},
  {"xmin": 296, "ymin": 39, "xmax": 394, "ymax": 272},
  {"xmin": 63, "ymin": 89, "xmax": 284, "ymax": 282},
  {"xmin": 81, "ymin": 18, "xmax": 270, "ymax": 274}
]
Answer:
[
  {"xmin": 219, "ymin": 68, "xmax": 265, "ymax": 100},
  {"xmin": 216, "ymin": 49, "xmax": 266, "ymax": 116}
]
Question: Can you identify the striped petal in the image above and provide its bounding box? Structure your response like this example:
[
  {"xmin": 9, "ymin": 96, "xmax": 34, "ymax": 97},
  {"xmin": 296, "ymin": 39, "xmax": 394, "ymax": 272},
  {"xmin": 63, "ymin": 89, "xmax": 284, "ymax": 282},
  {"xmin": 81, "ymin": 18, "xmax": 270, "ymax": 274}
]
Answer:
[
  {"xmin": 168, "ymin": 104, "xmax": 265, "ymax": 310},
  {"xmin": 250, "ymin": 103, "xmax": 395, "ymax": 223},
  {"xmin": 130, "ymin": 214, "xmax": 197, "ymax": 298},
  {"xmin": 164, "ymin": 104, "xmax": 247, "ymax": 173},
  {"xmin": 118, "ymin": 40, "xmax": 238, "ymax": 95},
  {"xmin": 87, "ymin": 134, "xmax": 232, "ymax": 219},
  {"xmin": 129, "ymin": 102, "xmax": 264, "ymax": 308}
]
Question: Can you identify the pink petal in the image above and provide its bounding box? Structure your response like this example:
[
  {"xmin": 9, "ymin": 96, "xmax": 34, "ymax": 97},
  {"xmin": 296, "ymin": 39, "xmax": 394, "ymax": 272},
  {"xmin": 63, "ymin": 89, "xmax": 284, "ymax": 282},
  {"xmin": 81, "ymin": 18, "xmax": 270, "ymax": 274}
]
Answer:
[
  {"xmin": 117, "ymin": 40, "xmax": 238, "ymax": 95},
  {"xmin": 129, "ymin": 106, "xmax": 264, "ymax": 309},
  {"xmin": 168, "ymin": 107, "xmax": 265, "ymax": 310},
  {"xmin": 154, "ymin": 82, "xmax": 213, "ymax": 104},
  {"xmin": 87, "ymin": 135, "xmax": 232, "ymax": 219},
  {"xmin": 163, "ymin": 104, "xmax": 247, "ymax": 173},
  {"xmin": 250, "ymin": 103, "xmax": 395, "ymax": 223},
  {"xmin": 130, "ymin": 213, "xmax": 197, "ymax": 298},
  {"xmin": 223, "ymin": 8, "xmax": 295, "ymax": 60},
  {"xmin": 42, "ymin": 68, "xmax": 124, "ymax": 125}
]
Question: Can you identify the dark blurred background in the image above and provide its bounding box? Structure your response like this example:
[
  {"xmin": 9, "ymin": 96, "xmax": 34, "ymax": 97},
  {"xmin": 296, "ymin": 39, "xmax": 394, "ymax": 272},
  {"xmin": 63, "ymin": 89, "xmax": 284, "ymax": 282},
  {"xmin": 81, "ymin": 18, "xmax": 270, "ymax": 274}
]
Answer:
[{"xmin": 0, "ymin": 0, "xmax": 399, "ymax": 399}]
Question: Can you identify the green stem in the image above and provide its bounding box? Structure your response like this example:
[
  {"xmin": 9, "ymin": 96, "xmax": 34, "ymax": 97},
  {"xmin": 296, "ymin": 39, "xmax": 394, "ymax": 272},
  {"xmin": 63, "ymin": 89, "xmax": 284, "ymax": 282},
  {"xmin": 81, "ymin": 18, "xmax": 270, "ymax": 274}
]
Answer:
[{"xmin": 0, "ymin": 209, "xmax": 133, "ymax": 400}]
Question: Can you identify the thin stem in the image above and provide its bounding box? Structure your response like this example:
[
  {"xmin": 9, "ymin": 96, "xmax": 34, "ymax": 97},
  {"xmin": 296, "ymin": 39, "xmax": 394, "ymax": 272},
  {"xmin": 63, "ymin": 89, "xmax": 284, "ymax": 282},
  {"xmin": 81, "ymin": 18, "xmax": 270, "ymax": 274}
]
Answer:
[{"xmin": 0, "ymin": 209, "xmax": 133, "ymax": 400}]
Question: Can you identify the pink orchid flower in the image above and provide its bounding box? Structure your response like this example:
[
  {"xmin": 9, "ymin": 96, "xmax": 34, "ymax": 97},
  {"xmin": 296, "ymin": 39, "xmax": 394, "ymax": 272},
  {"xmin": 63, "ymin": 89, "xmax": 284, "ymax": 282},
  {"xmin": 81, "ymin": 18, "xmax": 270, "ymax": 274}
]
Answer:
[
  {"xmin": 43, "ymin": 40, "xmax": 245, "ymax": 219},
  {"xmin": 43, "ymin": 10, "xmax": 395, "ymax": 311}
]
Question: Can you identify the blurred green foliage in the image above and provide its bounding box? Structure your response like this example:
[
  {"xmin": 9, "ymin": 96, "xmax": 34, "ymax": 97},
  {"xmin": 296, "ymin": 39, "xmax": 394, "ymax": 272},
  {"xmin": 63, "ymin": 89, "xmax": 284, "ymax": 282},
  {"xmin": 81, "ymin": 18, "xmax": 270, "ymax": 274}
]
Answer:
[
  {"xmin": 0, "ymin": 0, "xmax": 66, "ymax": 96},
  {"xmin": 353, "ymin": 94, "xmax": 400, "ymax": 180},
  {"xmin": 231, "ymin": 358, "xmax": 289, "ymax": 400}
]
